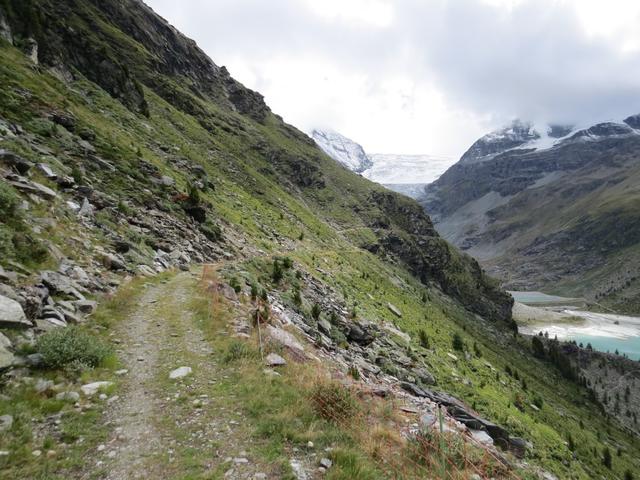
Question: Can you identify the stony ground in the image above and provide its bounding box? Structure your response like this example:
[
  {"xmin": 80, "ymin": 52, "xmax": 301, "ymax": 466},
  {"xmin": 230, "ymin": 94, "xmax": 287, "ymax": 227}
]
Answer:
[{"xmin": 83, "ymin": 271, "xmax": 273, "ymax": 480}]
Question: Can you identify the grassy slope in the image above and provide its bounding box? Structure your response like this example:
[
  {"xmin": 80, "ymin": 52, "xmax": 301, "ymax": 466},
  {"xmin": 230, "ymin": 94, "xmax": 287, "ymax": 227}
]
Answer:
[{"xmin": 0, "ymin": 32, "xmax": 638, "ymax": 480}]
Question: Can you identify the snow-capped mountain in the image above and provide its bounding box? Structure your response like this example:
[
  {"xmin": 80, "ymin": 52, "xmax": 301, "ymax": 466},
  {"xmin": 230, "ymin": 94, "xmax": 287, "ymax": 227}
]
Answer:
[
  {"xmin": 461, "ymin": 117, "xmax": 640, "ymax": 165},
  {"xmin": 311, "ymin": 129, "xmax": 372, "ymax": 173},
  {"xmin": 420, "ymin": 113, "xmax": 640, "ymax": 311},
  {"xmin": 311, "ymin": 129, "xmax": 453, "ymax": 198}
]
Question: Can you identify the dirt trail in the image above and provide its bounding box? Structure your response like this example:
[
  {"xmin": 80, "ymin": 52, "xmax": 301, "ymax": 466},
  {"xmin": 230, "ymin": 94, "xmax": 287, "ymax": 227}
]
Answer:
[
  {"xmin": 90, "ymin": 274, "xmax": 187, "ymax": 480},
  {"xmin": 82, "ymin": 270, "xmax": 271, "ymax": 480}
]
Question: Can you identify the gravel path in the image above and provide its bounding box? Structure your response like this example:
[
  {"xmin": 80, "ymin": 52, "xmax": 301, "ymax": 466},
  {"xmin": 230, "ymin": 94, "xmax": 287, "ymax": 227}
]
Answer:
[
  {"xmin": 83, "ymin": 271, "xmax": 272, "ymax": 479},
  {"xmin": 96, "ymin": 275, "xmax": 182, "ymax": 480}
]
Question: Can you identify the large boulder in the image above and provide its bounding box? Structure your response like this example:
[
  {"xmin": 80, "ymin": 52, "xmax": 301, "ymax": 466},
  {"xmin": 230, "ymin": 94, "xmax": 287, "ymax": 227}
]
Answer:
[
  {"xmin": 346, "ymin": 322, "xmax": 375, "ymax": 346},
  {"xmin": 51, "ymin": 112, "xmax": 76, "ymax": 132},
  {"xmin": 18, "ymin": 285, "xmax": 49, "ymax": 320},
  {"xmin": 0, "ymin": 149, "xmax": 32, "ymax": 174},
  {"xmin": 40, "ymin": 271, "xmax": 85, "ymax": 299},
  {"xmin": 0, "ymin": 294, "xmax": 31, "ymax": 328},
  {"xmin": 102, "ymin": 253, "xmax": 126, "ymax": 271},
  {"xmin": 412, "ymin": 367, "xmax": 436, "ymax": 386}
]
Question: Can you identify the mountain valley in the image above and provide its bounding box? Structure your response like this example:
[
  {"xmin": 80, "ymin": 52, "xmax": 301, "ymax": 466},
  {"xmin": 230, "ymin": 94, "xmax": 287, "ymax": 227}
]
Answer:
[
  {"xmin": 311, "ymin": 128, "xmax": 451, "ymax": 199},
  {"xmin": 0, "ymin": 1, "xmax": 638, "ymax": 480}
]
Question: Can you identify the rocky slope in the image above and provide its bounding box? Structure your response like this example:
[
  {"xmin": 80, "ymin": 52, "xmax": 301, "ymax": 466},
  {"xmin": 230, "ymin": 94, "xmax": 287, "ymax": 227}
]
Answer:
[
  {"xmin": 311, "ymin": 128, "xmax": 451, "ymax": 199},
  {"xmin": 0, "ymin": 1, "xmax": 638, "ymax": 479},
  {"xmin": 420, "ymin": 119, "xmax": 640, "ymax": 313}
]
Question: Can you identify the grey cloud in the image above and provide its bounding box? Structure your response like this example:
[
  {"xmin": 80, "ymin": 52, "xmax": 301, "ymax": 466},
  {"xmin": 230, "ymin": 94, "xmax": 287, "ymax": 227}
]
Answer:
[{"xmin": 399, "ymin": 0, "xmax": 640, "ymax": 125}]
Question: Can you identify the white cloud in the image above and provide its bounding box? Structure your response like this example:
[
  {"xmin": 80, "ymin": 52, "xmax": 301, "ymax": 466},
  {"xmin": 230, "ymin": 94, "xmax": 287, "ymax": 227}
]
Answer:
[{"xmin": 145, "ymin": 0, "xmax": 640, "ymax": 159}]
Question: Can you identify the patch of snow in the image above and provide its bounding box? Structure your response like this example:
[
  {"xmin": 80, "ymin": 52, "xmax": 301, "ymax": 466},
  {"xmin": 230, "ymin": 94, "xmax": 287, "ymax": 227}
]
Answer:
[
  {"xmin": 311, "ymin": 129, "xmax": 372, "ymax": 173},
  {"xmin": 364, "ymin": 153, "xmax": 454, "ymax": 185}
]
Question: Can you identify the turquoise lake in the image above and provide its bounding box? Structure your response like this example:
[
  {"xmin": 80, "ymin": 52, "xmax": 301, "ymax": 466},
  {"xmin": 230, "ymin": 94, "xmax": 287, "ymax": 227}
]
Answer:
[
  {"xmin": 513, "ymin": 291, "xmax": 640, "ymax": 362},
  {"xmin": 509, "ymin": 291, "xmax": 579, "ymax": 304},
  {"xmin": 568, "ymin": 334, "xmax": 640, "ymax": 361}
]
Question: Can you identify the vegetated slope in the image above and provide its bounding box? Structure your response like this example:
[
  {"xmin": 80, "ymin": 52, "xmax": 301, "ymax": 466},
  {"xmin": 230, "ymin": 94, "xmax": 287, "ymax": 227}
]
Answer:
[
  {"xmin": 420, "ymin": 119, "xmax": 640, "ymax": 313},
  {"xmin": 0, "ymin": 1, "xmax": 638, "ymax": 479}
]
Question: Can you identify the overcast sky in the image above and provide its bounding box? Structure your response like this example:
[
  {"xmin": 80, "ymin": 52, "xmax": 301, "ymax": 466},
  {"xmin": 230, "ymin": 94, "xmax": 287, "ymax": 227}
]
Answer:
[{"xmin": 145, "ymin": 0, "xmax": 640, "ymax": 159}]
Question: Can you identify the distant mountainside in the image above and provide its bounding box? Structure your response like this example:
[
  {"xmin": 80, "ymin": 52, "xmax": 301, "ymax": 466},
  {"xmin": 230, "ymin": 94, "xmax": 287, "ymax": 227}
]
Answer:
[
  {"xmin": 311, "ymin": 129, "xmax": 452, "ymax": 199},
  {"xmin": 420, "ymin": 118, "xmax": 640, "ymax": 313}
]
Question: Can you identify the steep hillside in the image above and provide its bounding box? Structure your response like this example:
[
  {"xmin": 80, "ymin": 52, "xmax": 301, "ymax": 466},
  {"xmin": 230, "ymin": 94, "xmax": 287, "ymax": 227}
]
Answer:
[
  {"xmin": 420, "ymin": 119, "xmax": 640, "ymax": 313},
  {"xmin": 0, "ymin": 0, "xmax": 511, "ymax": 325},
  {"xmin": 0, "ymin": 1, "xmax": 638, "ymax": 479}
]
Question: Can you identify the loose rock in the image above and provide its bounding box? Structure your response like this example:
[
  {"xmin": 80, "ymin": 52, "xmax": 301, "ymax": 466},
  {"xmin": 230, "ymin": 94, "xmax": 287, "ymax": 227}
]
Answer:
[
  {"xmin": 0, "ymin": 294, "xmax": 31, "ymax": 328},
  {"xmin": 169, "ymin": 366, "xmax": 192, "ymax": 379},
  {"xmin": 265, "ymin": 352, "xmax": 286, "ymax": 367},
  {"xmin": 80, "ymin": 381, "xmax": 113, "ymax": 396}
]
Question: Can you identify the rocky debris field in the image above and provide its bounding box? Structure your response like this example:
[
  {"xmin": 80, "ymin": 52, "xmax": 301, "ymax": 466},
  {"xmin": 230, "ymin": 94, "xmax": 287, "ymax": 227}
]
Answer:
[{"xmin": 246, "ymin": 266, "xmax": 531, "ymax": 465}]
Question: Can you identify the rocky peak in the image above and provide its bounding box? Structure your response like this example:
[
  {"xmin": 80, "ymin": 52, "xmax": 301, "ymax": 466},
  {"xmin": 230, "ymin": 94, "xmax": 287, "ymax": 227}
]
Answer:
[
  {"xmin": 624, "ymin": 113, "xmax": 640, "ymax": 129},
  {"xmin": 568, "ymin": 121, "xmax": 636, "ymax": 140},
  {"xmin": 311, "ymin": 129, "xmax": 372, "ymax": 173},
  {"xmin": 459, "ymin": 120, "xmax": 539, "ymax": 164}
]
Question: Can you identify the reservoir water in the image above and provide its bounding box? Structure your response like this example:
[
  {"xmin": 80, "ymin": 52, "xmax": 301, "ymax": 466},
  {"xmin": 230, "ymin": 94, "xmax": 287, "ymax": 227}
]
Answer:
[{"xmin": 512, "ymin": 292, "xmax": 640, "ymax": 361}]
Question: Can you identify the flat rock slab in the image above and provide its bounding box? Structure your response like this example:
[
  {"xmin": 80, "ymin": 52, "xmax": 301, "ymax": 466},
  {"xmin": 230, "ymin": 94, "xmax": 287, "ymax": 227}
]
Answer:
[
  {"xmin": 387, "ymin": 302, "xmax": 402, "ymax": 317},
  {"xmin": 0, "ymin": 294, "xmax": 30, "ymax": 328},
  {"xmin": 169, "ymin": 366, "xmax": 192, "ymax": 379},
  {"xmin": 266, "ymin": 325, "xmax": 306, "ymax": 356},
  {"xmin": 81, "ymin": 381, "xmax": 113, "ymax": 396},
  {"xmin": 470, "ymin": 429, "xmax": 494, "ymax": 446}
]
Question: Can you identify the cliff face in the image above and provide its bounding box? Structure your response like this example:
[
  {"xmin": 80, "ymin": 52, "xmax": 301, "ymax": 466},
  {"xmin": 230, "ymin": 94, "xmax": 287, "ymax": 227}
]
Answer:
[
  {"xmin": 0, "ymin": 0, "xmax": 270, "ymax": 120},
  {"xmin": 420, "ymin": 119, "xmax": 640, "ymax": 312}
]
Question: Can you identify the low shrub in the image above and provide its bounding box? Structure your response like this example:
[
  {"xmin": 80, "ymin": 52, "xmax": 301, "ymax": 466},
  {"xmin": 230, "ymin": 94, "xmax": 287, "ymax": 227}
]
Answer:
[
  {"xmin": 418, "ymin": 329, "xmax": 430, "ymax": 349},
  {"xmin": 452, "ymin": 332, "xmax": 465, "ymax": 351},
  {"xmin": 36, "ymin": 327, "xmax": 112, "ymax": 369},
  {"xmin": 309, "ymin": 381, "xmax": 359, "ymax": 424},
  {"xmin": 224, "ymin": 341, "xmax": 257, "ymax": 363},
  {"xmin": 200, "ymin": 219, "xmax": 222, "ymax": 242},
  {"xmin": 272, "ymin": 259, "xmax": 283, "ymax": 283},
  {"xmin": 311, "ymin": 303, "xmax": 321, "ymax": 321},
  {"xmin": 0, "ymin": 182, "xmax": 20, "ymax": 219}
]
